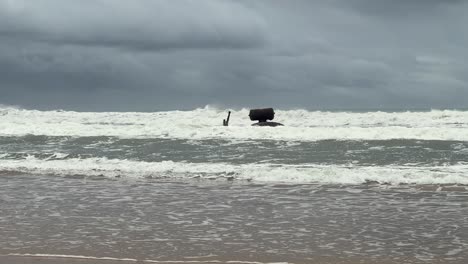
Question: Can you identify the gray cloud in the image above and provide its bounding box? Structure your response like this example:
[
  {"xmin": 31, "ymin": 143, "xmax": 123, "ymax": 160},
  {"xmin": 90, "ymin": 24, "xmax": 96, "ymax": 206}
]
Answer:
[
  {"xmin": 1, "ymin": 0, "xmax": 468, "ymax": 111},
  {"xmin": 340, "ymin": 0, "xmax": 464, "ymax": 17},
  {"xmin": 0, "ymin": 0, "xmax": 267, "ymax": 50}
]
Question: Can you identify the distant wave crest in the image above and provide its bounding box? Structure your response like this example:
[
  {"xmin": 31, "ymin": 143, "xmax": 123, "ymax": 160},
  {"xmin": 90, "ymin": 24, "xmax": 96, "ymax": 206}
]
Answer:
[{"xmin": 1, "ymin": 107, "xmax": 468, "ymax": 141}]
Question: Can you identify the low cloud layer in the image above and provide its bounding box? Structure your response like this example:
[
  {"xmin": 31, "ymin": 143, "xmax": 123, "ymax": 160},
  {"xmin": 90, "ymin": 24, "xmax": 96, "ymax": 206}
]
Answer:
[
  {"xmin": 1, "ymin": 0, "xmax": 467, "ymax": 111},
  {"xmin": 0, "ymin": 0, "xmax": 267, "ymax": 50}
]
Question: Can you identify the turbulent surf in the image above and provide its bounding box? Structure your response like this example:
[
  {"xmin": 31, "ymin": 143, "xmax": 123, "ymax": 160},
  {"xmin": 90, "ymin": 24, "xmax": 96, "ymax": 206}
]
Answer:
[{"xmin": 1, "ymin": 106, "xmax": 468, "ymax": 185}]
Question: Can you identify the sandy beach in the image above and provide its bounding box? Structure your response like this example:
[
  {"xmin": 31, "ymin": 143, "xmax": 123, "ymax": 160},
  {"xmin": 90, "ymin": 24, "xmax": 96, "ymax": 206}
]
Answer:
[
  {"xmin": 1, "ymin": 255, "xmax": 258, "ymax": 264},
  {"xmin": 1, "ymin": 174, "xmax": 467, "ymax": 264},
  {"xmin": 0, "ymin": 254, "xmax": 440, "ymax": 264}
]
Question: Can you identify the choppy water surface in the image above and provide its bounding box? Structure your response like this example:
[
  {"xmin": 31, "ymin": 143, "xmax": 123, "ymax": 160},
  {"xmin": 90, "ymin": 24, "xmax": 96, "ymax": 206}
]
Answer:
[
  {"xmin": 1, "ymin": 107, "xmax": 468, "ymax": 263},
  {"xmin": 1, "ymin": 175, "xmax": 467, "ymax": 263}
]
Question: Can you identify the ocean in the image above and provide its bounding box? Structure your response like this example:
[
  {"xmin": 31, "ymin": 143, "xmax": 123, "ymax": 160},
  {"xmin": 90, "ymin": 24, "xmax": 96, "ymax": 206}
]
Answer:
[{"xmin": 0, "ymin": 106, "xmax": 467, "ymax": 264}]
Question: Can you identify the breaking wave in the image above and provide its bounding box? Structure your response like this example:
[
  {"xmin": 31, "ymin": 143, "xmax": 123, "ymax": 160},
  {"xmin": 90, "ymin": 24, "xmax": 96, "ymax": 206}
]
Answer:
[
  {"xmin": 1, "ymin": 156, "xmax": 468, "ymax": 185},
  {"xmin": 1, "ymin": 107, "xmax": 468, "ymax": 141}
]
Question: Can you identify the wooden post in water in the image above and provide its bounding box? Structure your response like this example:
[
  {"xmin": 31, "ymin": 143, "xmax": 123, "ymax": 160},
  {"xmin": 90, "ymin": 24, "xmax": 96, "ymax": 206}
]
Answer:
[{"xmin": 223, "ymin": 111, "xmax": 231, "ymax": 126}]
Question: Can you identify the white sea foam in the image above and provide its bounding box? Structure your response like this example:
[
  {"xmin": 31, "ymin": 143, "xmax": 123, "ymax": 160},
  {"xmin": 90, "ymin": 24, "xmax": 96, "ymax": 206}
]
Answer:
[
  {"xmin": 1, "ymin": 107, "xmax": 468, "ymax": 141},
  {"xmin": 1, "ymin": 156, "xmax": 468, "ymax": 185}
]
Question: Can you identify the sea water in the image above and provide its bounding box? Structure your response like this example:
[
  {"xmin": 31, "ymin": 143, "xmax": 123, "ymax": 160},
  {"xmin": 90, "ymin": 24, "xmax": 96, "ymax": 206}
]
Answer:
[{"xmin": 0, "ymin": 106, "xmax": 467, "ymax": 263}]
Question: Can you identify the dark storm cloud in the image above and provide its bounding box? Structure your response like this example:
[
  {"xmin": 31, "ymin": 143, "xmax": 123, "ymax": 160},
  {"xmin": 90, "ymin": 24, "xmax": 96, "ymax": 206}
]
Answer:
[
  {"xmin": 1, "ymin": 0, "xmax": 468, "ymax": 111},
  {"xmin": 0, "ymin": 0, "xmax": 267, "ymax": 50}
]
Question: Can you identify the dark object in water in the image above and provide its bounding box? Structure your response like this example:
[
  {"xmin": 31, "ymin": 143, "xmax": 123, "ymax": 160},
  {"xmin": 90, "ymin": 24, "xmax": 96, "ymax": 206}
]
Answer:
[
  {"xmin": 223, "ymin": 111, "xmax": 231, "ymax": 126},
  {"xmin": 249, "ymin": 108, "xmax": 283, "ymax": 126},
  {"xmin": 252, "ymin": 121, "xmax": 283, "ymax": 127},
  {"xmin": 249, "ymin": 108, "xmax": 275, "ymax": 122}
]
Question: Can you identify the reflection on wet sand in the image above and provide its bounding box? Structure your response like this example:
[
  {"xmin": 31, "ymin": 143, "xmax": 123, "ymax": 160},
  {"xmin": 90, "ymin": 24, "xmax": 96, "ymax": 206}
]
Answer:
[{"xmin": 1, "ymin": 175, "xmax": 467, "ymax": 264}]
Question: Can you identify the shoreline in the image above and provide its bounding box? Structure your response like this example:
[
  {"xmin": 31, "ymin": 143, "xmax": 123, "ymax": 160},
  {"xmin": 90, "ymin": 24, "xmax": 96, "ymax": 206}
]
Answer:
[
  {"xmin": 0, "ymin": 255, "xmax": 283, "ymax": 264},
  {"xmin": 1, "ymin": 176, "xmax": 466, "ymax": 264},
  {"xmin": 0, "ymin": 254, "xmax": 454, "ymax": 264}
]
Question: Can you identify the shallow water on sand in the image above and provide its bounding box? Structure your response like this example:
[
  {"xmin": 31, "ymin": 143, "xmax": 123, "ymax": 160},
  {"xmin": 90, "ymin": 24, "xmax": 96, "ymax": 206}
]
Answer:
[{"xmin": 1, "ymin": 175, "xmax": 467, "ymax": 263}]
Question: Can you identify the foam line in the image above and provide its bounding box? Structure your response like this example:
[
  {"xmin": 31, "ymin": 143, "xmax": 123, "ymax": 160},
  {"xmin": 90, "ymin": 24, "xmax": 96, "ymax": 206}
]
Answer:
[
  {"xmin": 1, "ymin": 156, "xmax": 468, "ymax": 185},
  {"xmin": 5, "ymin": 253, "xmax": 290, "ymax": 264}
]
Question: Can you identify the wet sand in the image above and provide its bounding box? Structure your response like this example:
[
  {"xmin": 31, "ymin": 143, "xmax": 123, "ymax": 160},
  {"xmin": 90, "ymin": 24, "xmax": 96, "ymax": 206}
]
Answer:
[
  {"xmin": 1, "ymin": 174, "xmax": 467, "ymax": 264},
  {"xmin": 0, "ymin": 254, "xmax": 443, "ymax": 264},
  {"xmin": 1, "ymin": 255, "xmax": 256, "ymax": 264}
]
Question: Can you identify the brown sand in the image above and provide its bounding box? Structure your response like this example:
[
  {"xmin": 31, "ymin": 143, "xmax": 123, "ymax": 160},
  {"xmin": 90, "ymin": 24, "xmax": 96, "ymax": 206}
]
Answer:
[
  {"xmin": 0, "ymin": 256, "xmax": 232, "ymax": 264},
  {"xmin": 0, "ymin": 255, "xmax": 277, "ymax": 264},
  {"xmin": 0, "ymin": 255, "xmax": 453, "ymax": 264}
]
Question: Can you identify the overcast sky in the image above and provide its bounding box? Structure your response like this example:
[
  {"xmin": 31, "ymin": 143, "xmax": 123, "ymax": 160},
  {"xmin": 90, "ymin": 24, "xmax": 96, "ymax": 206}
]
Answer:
[{"xmin": 1, "ymin": 0, "xmax": 467, "ymax": 111}]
